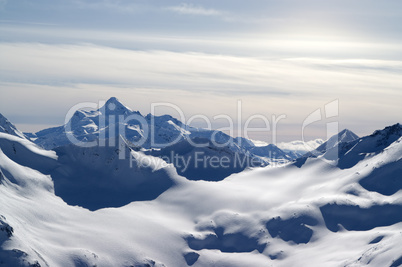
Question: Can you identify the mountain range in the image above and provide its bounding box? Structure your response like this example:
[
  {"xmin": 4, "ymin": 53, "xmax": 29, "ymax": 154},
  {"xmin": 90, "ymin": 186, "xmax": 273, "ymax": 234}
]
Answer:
[
  {"xmin": 23, "ymin": 97, "xmax": 355, "ymax": 163},
  {"xmin": 22, "ymin": 97, "xmax": 342, "ymax": 182}
]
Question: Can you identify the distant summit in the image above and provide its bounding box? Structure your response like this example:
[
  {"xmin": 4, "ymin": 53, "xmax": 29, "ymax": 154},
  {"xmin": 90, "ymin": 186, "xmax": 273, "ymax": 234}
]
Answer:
[
  {"xmin": 100, "ymin": 97, "xmax": 138, "ymax": 116},
  {"xmin": 295, "ymin": 124, "xmax": 402, "ymax": 169},
  {"xmin": 315, "ymin": 129, "xmax": 359, "ymax": 153}
]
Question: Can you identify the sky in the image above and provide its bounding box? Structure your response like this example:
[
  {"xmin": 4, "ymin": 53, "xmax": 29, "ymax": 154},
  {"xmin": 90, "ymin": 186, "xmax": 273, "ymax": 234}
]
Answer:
[{"xmin": 0, "ymin": 0, "xmax": 401, "ymax": 142}]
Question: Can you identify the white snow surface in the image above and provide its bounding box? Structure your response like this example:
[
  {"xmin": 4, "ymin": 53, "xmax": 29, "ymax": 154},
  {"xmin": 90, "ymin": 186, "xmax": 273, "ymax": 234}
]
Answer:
[
  {"xmin": 0, "ymin": 125, "xmax": 402, "ymax": 266},
  {"xmin": 0, "ymin": 114, "xmax": 26, "ymax": 140}
]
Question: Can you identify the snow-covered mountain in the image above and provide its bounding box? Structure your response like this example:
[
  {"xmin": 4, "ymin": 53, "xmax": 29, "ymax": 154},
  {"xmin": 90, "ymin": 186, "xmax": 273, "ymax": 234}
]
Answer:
[
  {"xmin": 315, "ymin": 128, "xmax": 359, "ymax": 154},
  {"xmin": 295, "ymin": 129, "xmax": 359, "ymax": 165},
  {"xmin": 0, "ymin": 113, "xmax": 26, "ymax": 140},
  {"xmin": 27, "ymin": 97, "xmax": 224, "ymax": 150},
  {"xmin": 27, "ymin": 97, "xmax": 146, "ymax": 150},
  {"xmin": 296, "ymin": 126, "xmax": 400, "ymax": 169},
  {"xmin": 0, "ymin": 112, "xmax": 401, "ymax": 266},
  {"xmin": 27, "ymin": 97, "xmax": 349, "ymax": 171},
  {"xmin": 26, "ymin": 97, "xmax": 293, "ymax": 171}
]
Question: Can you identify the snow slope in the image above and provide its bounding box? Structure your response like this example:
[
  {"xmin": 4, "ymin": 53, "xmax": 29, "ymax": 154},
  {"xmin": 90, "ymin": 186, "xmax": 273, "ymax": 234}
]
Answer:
[
  {"xmin": 0, "ymin": 114, "xmax": 26, "ymax": 140},
  {"xmin": 1, "ymin": 117, "xmax": 402, "ymax": 266}
]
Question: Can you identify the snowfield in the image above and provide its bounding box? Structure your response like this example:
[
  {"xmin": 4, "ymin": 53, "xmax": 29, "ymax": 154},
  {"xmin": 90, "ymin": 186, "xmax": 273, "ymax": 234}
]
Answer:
[{"xmin": 0, "ymin": 110, "xmax": 402, "ymax": 266}]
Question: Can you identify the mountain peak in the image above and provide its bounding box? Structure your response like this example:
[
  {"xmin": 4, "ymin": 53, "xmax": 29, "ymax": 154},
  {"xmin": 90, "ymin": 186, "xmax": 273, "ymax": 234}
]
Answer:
[
  {"xmin": 99, "ymin": 97, "xmax": 139, "ymax": 116},
  {"xmin": 0, "ymin": 113, "xmax": 7, "ymax": 122},
  {"xmin": 337, "ymin": 129, "xmax": 359, "ymax": 142},
  {"xmin": 105, "ymin": 97, "xmax": 132, "ymax": 111},
  {"xmin": 372, "ymin": 123, "xmax": 402, "ymax": 137},
  {"xmin": 105, "ymin": 96, "xmax": 122, "ymax": 105},
  {"xmin": 0, "ymin": 113, "xmax": 26, "ymax": 139},
  {"xmin": 315, "ymin": 129, "xmax": 359, "ymax": 153}
]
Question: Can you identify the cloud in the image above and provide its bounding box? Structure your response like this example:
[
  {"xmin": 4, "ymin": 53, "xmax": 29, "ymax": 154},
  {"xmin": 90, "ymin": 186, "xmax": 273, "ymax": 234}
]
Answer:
[
  {"xmin": 167, "ymin": 3, "xmax": 222, "ymax": 16},
  {"xmin": 1, "ymin": 42, "xmax": 401, "ymax": 99},
  {"xmin": 0, "ymin": 42, "xmax": 401, "ymax": 140}
]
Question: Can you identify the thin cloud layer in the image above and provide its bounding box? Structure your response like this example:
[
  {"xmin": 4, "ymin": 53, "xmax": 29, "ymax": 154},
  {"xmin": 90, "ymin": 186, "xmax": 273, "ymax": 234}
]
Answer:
[
  {"xmin": 0, "ymin": 43, "xmax": 401, "ymax": 140},
  {"xmin": 168, "ymin": 3, "xmax": 221, "ymax": 16},
  {"xmin": 2, "ymin": 43, "xmax": 402, "ymax": 96}
]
